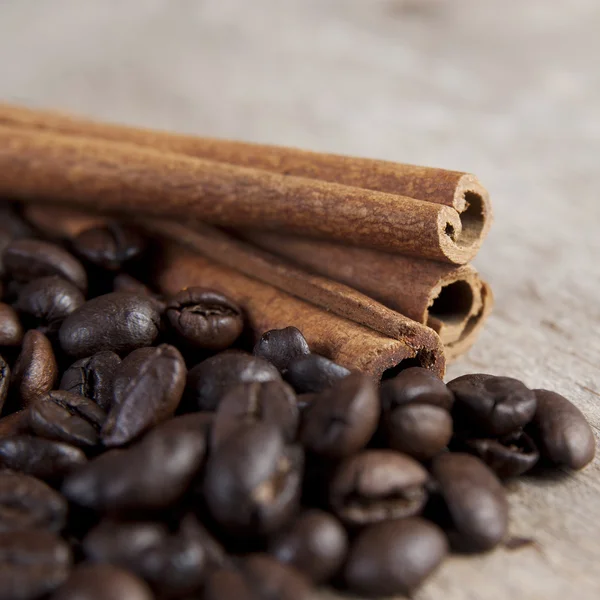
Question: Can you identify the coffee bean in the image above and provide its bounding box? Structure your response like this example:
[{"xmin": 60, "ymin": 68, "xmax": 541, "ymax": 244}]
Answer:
[
  {"xmin": 269, "ymin": 509, "xmax": 348, "ymax": 583},
  {"xmin": 59, "ymin": 351, "xmax": 121, "ymax": 412},
  {"xmin": 329, "ymin": 450, "xmax": 428, "ymax": 526},
  {"xmin": 113, "ymin": 273, "xmax": 153, "ymax": 296},
  {"xmin": 381, "ymin": 366, "xmax": 454, "ymax": 411},
  {"xmin": 12, "ymin": 330, "xmax": 58, "ymax": 406},
  {"xmin": 430, "ymin": 452, "xmax": 508, "ymax": 551},
  {"xmin": 15, "ymin": 276, "xmax": 85, "ymax": 336},
  {"xmin": 253, "ymin": 327, "xmax": 311, "ymax": 373},
  {"xmin": 242, "ymin": 554, "xmax": 313, "ymax": 600},
  {"xmin": 285, "ymin": 354, "xmax": 351, "ymax": 394},
  {"xmin": 204, "ymin": 422, "xmax": 302, "ymax": 535},
  {"xmin": 29, "ymin": 390, "xmax": 107, "ymax": 448},
  {"xmin": 212, "ymin": 380, "xmax": 299, "ymax": 450},
  {"xmin": 0, "ymin": 207, "xmax": 34, "ymax": 278},
  {"xmin": 0, "ymin": 529, "xmax": 72, "ymax": 600},
  {"xmin": 298, "ymin": 373, "xmax": 380, "ymax": 459},
  {"xmin": 51, "ymin": 564, "xmax": 152, "ymax": 600},
  {"xmin": 0, "ymin": 436, "xmax": 87, "ymax": 482},
  {"xmin": 0, "ymin": 471, "xmax": 67, "ymax": 532},
  {"xmin": 3, "ymin": 239, "xmax": 87, "ymax": 292},
  {"xmin": 0, "ymin": 302, "xmax": 23, "ymax": 346},
  {"xmin": 0, "ymin": 356, "xmax": 10, "ymax": 415},
  {"xmin": 384, "ymin": 403, "xmax": 453, "ymax": 461},
  {"xmin": 343, "ymin": 518, "xmax": 448, "ymax": 597},
  {"xmin": 186, "ymin": 351, "xmax": 281, "ymax": 411},
  {"xmin": 203, "ymin": 568, "xmax": 254, "ymax": 600},
  {"xmin": 528, "ymin": 389, "xmax": 595, "ymax": 470},
  {"xmin": 59, "ymin": 292, "xmax": 161, "ymax": 358},
  {"xmin": 0, "ymin": 410, "xmax": 29, "ymax": 438},
  {"xmin": 448, "ymin": 373, "xmax": 537, "ymax": 436},
  {"xmin": 102, "ymin": 344, "xmax": 186, "ymax": 446}
]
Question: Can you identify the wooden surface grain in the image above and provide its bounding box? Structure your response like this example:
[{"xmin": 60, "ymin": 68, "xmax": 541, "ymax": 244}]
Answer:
[{"xmin": 0, "ymin": 0, "xmax": 599, "ymax": 597}]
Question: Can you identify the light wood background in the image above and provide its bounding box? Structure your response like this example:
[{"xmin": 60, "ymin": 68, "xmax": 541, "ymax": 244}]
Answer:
[{"xmin": 1, "ymin": 1, "xmax": 599, "ymax": 597}]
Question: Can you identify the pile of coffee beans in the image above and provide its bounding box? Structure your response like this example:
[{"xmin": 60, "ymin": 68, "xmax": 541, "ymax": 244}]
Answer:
[{"xmin": 0, "ymin": 207, "xmax": 595, "ymax": 600}]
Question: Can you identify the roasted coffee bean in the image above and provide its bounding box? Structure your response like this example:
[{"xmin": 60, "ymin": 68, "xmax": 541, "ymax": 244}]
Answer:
[
  {"xmin": 212, "ymin": 380, "xmax": 299, "ymax": 450},
  {"xmin": 285, "ymin": 354, "xmax": 351, "ymax": 394},
  {"xmin": 3, "ymin": 238, "xmax": 87, "ymax": 292},
  {"xmin": 204, "ymin": 422, "xmax": 302, "ymax": 535},
  {"xmin": 59, "ymin": 292, "xmax": 161, "ymax": 358},
  {"xmin": 0, "ymin": 357, "xmax": 10, "ymax": 415},
  {"xmin": 102, "ymin": 344, "xmax": 186, "ymax": 446},
  {"xmin": 269, "ymin": 509, "xmax": 348, "ymax": 583},
  {"xmin": 0, "ymin": 302, "xmax": 23, "ymax": 346},
  {"xmin": 0, "ymin": 471, "xmax": 67, "ymax": 532},
  {"xmin": 12, "ymin": 330, "xmax": 58, "ymax": 406},
  {"xmin": 15, "ymin": 276, "xmax": 85, "ymax": 335},
  {"xmin": 528, "ymin": 389, "xmax": 595, "ymax": 470},
  {"xmin": 59, "ymin": 351, "xmax": 121, "ymax": 412},
  {"xmin": 186, "ymin": 351, "xmax": 281, "ymax": 411},
  {"xmin": 0, "ymin": 529, "xmax": 72, "ymax": 600},
  {"xmin": 0, "ymin": 410, "xmax": 29, "ymax": 438},
  {"xmin": 111, "ymin": 347, "xmax": 156, "ymax": 406},
  {"xmin": 51, "ymin": 563, "xmax": 153, "ymax": 600},
  {"xmin": 113, "ymin": 273, "xmax": 153, "ymax": 295},
  {"xmin": 72, "ymin": 224, "xmax": 146, "ymax": 270},
  {"xmin": 343, "ymin": 518, "xmax": 448, "ymax": 597},
  {"xmin": 384, "ymin": 403, "xmax": 453, "ymax": 461},
  {"xmin": 430, "ymin": 452, "xmax": 508, "ymax": 551},
  {"xmin": 243, "ymin": 554, "xmax": 313, "ymax": 600},
  {"xmin": 329, "ymin": 450, "xmax": 428, "ymax": 526},
  {"xmin": 381, "ymin": 366, "xmax": 454, "ymax": 411},
  {"xmin": 29, "ymin": 390, "xmax": 106, "ymax": 448},
  {"xmin": 0, "ymin": 436, "xmax": 87, "ymax": 482},
  {"xmin": 0, "ymin": 207, "xmax": 34, "ymax": 278},
  {"xmin": 448, "ymin": 373, "xmax": 537, "ymax": 436},
  {"xmin": 299, "ymin": 373, "xmax": 379, "ymax": 459},
  {"xmin": 203, "ymin": 568, "xmax": 254, "ymax": 600},
  {"xmin": 253, "ymin": 327, "xmax": 311, "ymax": 373}
]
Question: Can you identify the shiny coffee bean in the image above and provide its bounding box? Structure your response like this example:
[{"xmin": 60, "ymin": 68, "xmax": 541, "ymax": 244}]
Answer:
[
  {"xmin": 0, "ymin": 356, "xmax": 10, "ymax": 415},
  {"xmin": 3, "ymin": 238, "xmax": 87, "ymax": 292},
  {"xmin": 329, "ymin": 450, "xmax": 428, "ymax": 526},
  {"xmin": 528, "ymin": 389, "xmax": 595, "ymax": 470},
  {"xmin": 0, "ymin": 471, "xmax": 67, "ymax": 532},
  {"xmin": 343, "ymin": 518, "xmax": 448, "ymax": 597},
  {"xmin": 0, "ymin": 302, "xmax": 23, "ymax": 346},
  {"xmin": 59, "ymin": 292, "xmax": 161, "ymax": 358},
  {"xmin": 299, "ymin": 373, "xmax": 380, "ymax": 459},
  {"xmin": 448, "ymin": 373, "xmax": 537, "ymax": 436},
  {"xmin": 204, "ymin": 422, "xmax": 303, "ymax": 535},
  {"xmin": 381, "ymin": 366, "xmax": 454, "ymax": 411},
  {"xmin": 243, "ymin": 554, "xmax": 313, "ymax": 600},
  {"xmin": 253, "ymin": 327, "xmax": 311, "ymax": 373},
  {"xmin": 29, "ymin": 390, "xmax": 107, "ymax": 448},
  {"xmin": 0, "ymin": 410, "xmax": 29, "ymax": 438},
  {"xmin": 12, "ymin": 330, "xmax": 58, "ymax": 406},
  {"xmin": 111, "ymin": 347, "xmax": 156, "ymax": 406},
  {"xmin": 0, "ymin": 529, "xmax": 72, "ymax": 600},
  {"xmin": 431, "ymin": 452, "xmax": 508, "ymax": 551},
  {"xmin": 186, "ymin": 351, "xmax": 281, "ymax": 411},
  {"xmin": 59, "ymin": 351, "xmax": 121, "ymax": 412},
  {"xmin": 102, "ymin": 344, "xmax": 186, "ymax": 446},
  {"xmin": 15, "ymin": 276, "xmax": 85, "ymax": 336},
  {"xmin": 269, "ymin": 509, "xmax": 348, "ymax": 583},
  {"xmin": 212, "ymin": 380, "xmax": 299, "ymax": 450},
  {"xmin": 285, "ymin": 354, "xmax": 351, "ymax": 394}
]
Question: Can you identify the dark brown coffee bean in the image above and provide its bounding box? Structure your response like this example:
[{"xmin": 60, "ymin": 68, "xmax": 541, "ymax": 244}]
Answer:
[
  {"xmin": 212, "ymin": 380, "xmax": 298, "ymax": 450},
  {"xmin": 448, "ymin": 373, "xmax": 537, "ymax": 436},
  {"xmin": 113, "ymin": 273, "xmax": 153, "ymax": 295},
  {"xmin": 102, "ymin": 344, "xmax": 186, "ymax": 446},
  {"xmin": 110, "ymin": 347, "xmax": 156, "ymax": 407},
  {"xmin": 384, "ymin": 403, "xmax": 453, "ymax": 461},
  {"xmin": 528, "ymin": 389, "xmax": 595, "ymax": 470},
  {"xmin": 0, "ymin": 529, "xmax": 72, "ymax": 600},
  {"xmin": 0, "ymin": 410, "xmax": 29, "ymax": 438},
  {"xmin": 51, "ymin": 564, "xmax": 152, "ymax": 600},
  {"xmin": 430, "ymin": 452, "xmax": 508, "ymax": 551},
  {"xmin": 186, "ymin": 351, "xmax": 281, "ymax": 411},
  {"xmin": 343, "ymin": 518, "xmax": 448, "ymax": 597},
  {"xmin": 15, "ymin": 276, "xmax": 85, "ymax": 336},
  {"xmin": 329, "ymin": 450, "xmax": 428, "ymax": 526},
  {"xmin": 269, "ymin": 509, "xmax": 348, "ymax": 583},
  {"xmin": 299, "ymin": 373, "xmax": 379, "ymax": 459},
  {"xmin": 59, "ymin": 292, "xmax": 161, "ymax": 358},
  {"xmin": 0, "ymin": 206, "xmax": 35, "ymax": 278},
  {"xmin": 59, "ymin": 351, "xmax": 121, "ymax": 412},
  {"xmin": 285, "ymin": 354, "xmax": 351, "ymax": 394},
  {"xmin": 0, "ymin": 357, "xmax": 10, "ymax": 415},
  {"xmin": 0, "ymin": 302, "xmax": 23, "ymax": 346},
  {"xmin": 204, "ymin": 422, "xmax": 302, "ymax": 535},
  {"xmin": 12, "ymin": 330, "xmax": 58, "ymax": 406},
  {"xmin": 29, "ymin": 390, "xmax": 107, "ymax": 448},
  {"xmin": 242, "ymin": 554, "xmax": 313, "ymax": 600},
  {"xmin": 203, "ymin": 568, "xmax": 254, "ymax": 600},
  {"xmin": 381, "ymin": 366, "xmax": 454, "ymax": 411},
  {"xmin": 253, "ymin": 327, "xmax": 311, "ymax": 373},
  {"xmin": 0, "ymin": 471, "xmax": 67, "ymax": 532},
  {"xmin": 0, "ymin": 436, "xmax": 87, "ymax": 482},
  {"xmin": 3, "ymin": 238, "xmax": 87, "ymax": 292}
]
